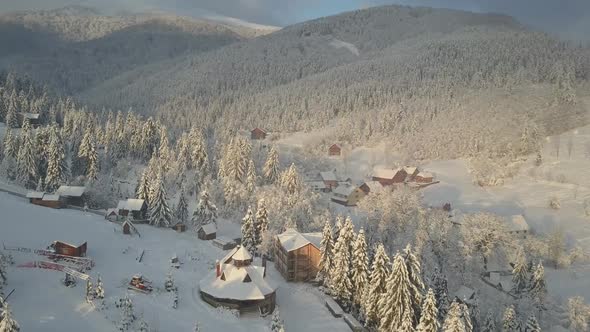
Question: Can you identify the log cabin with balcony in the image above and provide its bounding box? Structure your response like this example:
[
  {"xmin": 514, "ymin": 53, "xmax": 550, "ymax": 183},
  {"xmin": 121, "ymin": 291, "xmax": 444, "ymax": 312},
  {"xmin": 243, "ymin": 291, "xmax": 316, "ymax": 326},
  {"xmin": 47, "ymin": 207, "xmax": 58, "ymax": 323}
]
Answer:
[{"xmin": 275, "ymin": 229, "xmax": 322, "ymax": 282}]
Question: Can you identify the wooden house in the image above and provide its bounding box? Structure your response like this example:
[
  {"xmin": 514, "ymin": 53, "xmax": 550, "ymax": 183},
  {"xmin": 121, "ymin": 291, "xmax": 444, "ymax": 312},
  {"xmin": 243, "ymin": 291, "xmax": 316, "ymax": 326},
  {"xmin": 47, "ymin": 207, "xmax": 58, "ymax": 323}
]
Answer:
[
  {"xmin": 30, "ymin": 193, "xmax": 63, "ymax": 209},
  {"xmin": 415, "ymin": 171, "xmax": 434, "ymax": 183},
  {"xmin": 331, "ymin": 184, "xmax": 365, "ymax": 207},
  {"xmin": 117, "ymin": 199, "xmax": 148, "ymax": 220},
  {"xmin": 173, "ymin": 222, "xmax": 187, "ymax": 233},
  {"xmin": 308, "ymin": 181, "xmax": 329, "ymax": 193},
  {"xmin": 507, "ymin": 215, "xmax": 530, "ymax": 238},
  {"xmin": 275, "ymin": 229, "xmax": 322, "ymax": 282},
  {"xmin": 328, "ymin": 144, "xmax": 341, "ymax": 156},
  {"xmin": 122, "ymin": 220, "xmax": 132, "ymax": 234},
  {"xmin": 51, "ymin": 241, "xmax": 87, "ymax": 257},
  {"xmin": 20, "ymin": 113, "xmax": 41, "ymax": 127},
  {"xmin": 251, "ymin": 128, "xmax": 267, "ymax": 140},
  {"xmin": 105, "ymin": 208, "xmax": 118, "ymax": 222},
  {"xmin": 359, "ymin": 181, "xmax": 384, "ymax": 195},
  {"xmin": 198, "ymin": 223, "xmax": 217, "ymax": 240},
  {"xmin": 372, "ymin": 168, "xmax": 407, "ymax": 186},
  {"xmin": 319, "ymin": 171, "xmax": 338, "ymax": 190},
  {"xmin": 26, "ymin": 191, "xmax": 45, "ymax": 204},
  {"xmin": 403, "ymin": 166, "xmax": 419, "ymax": 180},
  {"xmin": 454, "ymin": 286, "xmax": 476, "ymax": 305},
  {"xmin": 55, "ymin": 186, "xmax": 87, "ymax": 207}
]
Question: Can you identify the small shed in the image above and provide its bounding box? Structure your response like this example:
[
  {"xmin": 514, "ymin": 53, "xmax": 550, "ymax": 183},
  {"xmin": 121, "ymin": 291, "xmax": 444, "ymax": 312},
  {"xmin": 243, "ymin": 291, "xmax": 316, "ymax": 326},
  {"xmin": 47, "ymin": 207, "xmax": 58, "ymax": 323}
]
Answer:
[
  {"xmin": 251, "ymin": 128, "xmax": 267, "ymax": 140},
  {"xmin": 122, "ymin": 219, "xmax": 139, "ymax": 236},
  {"xmin": 212, "ymin": 236, "xmax": 236, "ymax": 250},
  {"xmin": 173, "ymin": 222, "xmax": 187, "ymax": 233},
  {"xmin": 319, "ymin": 171, "xmax": 338, "ymax": 190},
  {"xmin": 507, "ymin": 215, "xmax": 529, "ymax": 238},
  {"xmin": 26, "ymin": 191, "xmax": 45, "ymax": 204},
  {"xmin": 331, "ymin": 184, "xmax": 366, "ymax": 207},
  {"xmin": 105, "ymin": 208, "xmax": 118, "ymax": 222},
  {"xmin": 55, "ymin": 186, "xmax": 87, "ymax": 207},
  {"xmin": 328, "ymin": 144, "xmax": 341, "ymax": 156},
  {"xmin": 198, "ymin": 223, "xmax": 217, "ymax": 240},
  {"xmin": 51, "ymin": 241, "xmax": 87, "ymax": 257},
  {"xmin": 415, "ymin": 171, "xmax": 434, "ymax": 183}
]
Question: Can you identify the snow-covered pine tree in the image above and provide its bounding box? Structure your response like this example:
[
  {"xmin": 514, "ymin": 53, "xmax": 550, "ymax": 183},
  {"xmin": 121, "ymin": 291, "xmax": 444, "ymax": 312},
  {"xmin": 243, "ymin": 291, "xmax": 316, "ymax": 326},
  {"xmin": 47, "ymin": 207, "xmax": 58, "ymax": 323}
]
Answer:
[
  {"xmin": 512, "ymin": 251, "xmax": 529, "ymax": 295},
  {"xmin": 378, "ymin": 253, "xmax": 415, "ymax": 332},
  {"xmin": 0, "ymin": 302, "xmax": 20, "ymax": 332},
  {"xmin": 44, "ymin": 126, "xmax": 68, "ymax": 192},
  {"xmin": 165, "ymin": 272, "xmax": 175, "ymax": 292},
  {"xmin": 78, "ymin": 127, "xmax": 92, "ymax": 160},
  {"xmin": 270, "ymin": 307, "xmax": 284, "ymax": 332},
  {"xmin": 331, "ymin": 223, "xmax": 353, "ymax": 305},
  {"xmin": 460, "ymin": 302, "xmax": 473, "ymax": 332},
  {"xmin": 351, "ymin": 229, "xmax": 369, "ymax": 307},
  {"xmin": 87, "ymin": 141, "xmax": 99, "ymax": 180},
  {"xmin": 192, "ymin": 190, "xmax": 218, "ymax": 227},
  {"xmin": 95, "ymin": 275, "xmax": 105, "ymax": 299},
  {"xmin": 149, "ymin": 170, "xmax": 172, "ymax": 227},
  {"xmin": 443, "ymin": 301, "xmax": 466, "ymax": 332},
  {"xmin": 246, "ymin": 159, "xmax": 257, "ymax": 193},
  {"xmin": 241, "ymin": 207, "xmax": 257, "ymax": 254},
  {"xmin": 524, "ymin": 315, "xmax": 541, "ymax": 332},
  {"xmin": 117, "ymin": 294, "xmax": 135, "ymax": 331},
  {"xmin": 404, "ymin": 244, "xmax": 425, "ymax": 323},
  {"xmin": 568, "ymin": 296, "xmax": 589, "ymax": 332},
  {"xmin": 175, "ymin": 187, "xmax": 189, "ymax": 224},
  {"xmin": 189, "ymin": 128, "xmax": 208, "ymax": 174},
  {"xmin": 86, "ymin": 279, "xmax": 94, "ymax": 303},
  {"xmin": 432, "ymin": 268, "xmax": 451, "ymax": 322},
  {"xmin": 2, "ymin": 129, "xmax": 16, "ymax": 159},
  {"xmin": 333, "ymin": 215, "xmax": 344, "ymax": 242},
  {"xmin": 317, "ymin": 217, "xmax": 334, "ymax": 286},
  {"xmin": 280, "ymin": 163, "xmax": 301, "ymax": 195},
  {"xmin": 5, "ymin": 94, "xmax": 18, "ymax": 129},
  {"xmin": 255, "ymin": 199, "xmax": 269, "ymax": 246},
  {"xmin": 158, "ymin": 127, "xmax": 171, "ymax": 169},
  {"xmin": 363, "ymin": 243, "xmax": 391, "ymax": 327},
  {"xmin": 482, "ymin": 311, "xmax": 496, "ymax": 332},
  {"xmin": 263, "ymin": 146, "xmax": 280, "ymax": 184},
  {"xmin": 417, "ymin": 289, "xmax": 439, "ymax": 332},
  {"xmin": 136, "ymin": 169, "xmax": 150, "ymax": 203},
  {"xmin": 16, "ymin": 120, "xmax": 38, "ymax": 188},
  {"xmin": 502, "ymin": 305, "xmax": 519, "ymax": 332},
  {"xmin": 530, "ymin": 262, "xmax": 547, "ymax": 310}
]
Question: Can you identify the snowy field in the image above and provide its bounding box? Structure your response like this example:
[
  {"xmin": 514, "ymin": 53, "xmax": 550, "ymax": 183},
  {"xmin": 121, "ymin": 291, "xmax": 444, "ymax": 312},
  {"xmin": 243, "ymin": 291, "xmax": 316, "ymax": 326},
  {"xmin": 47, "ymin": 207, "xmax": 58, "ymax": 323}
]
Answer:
[{"xmin": 0, "ymin": 192, "xmax": 348, "ymax": 331}]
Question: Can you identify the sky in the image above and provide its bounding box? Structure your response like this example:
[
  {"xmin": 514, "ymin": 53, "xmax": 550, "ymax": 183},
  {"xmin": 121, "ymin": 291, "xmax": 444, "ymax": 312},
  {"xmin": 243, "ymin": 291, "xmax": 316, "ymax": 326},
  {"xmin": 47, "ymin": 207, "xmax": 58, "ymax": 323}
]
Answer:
[{"xmin": 0, "ymin": 0, "xmax": 588, "ymax": 40}]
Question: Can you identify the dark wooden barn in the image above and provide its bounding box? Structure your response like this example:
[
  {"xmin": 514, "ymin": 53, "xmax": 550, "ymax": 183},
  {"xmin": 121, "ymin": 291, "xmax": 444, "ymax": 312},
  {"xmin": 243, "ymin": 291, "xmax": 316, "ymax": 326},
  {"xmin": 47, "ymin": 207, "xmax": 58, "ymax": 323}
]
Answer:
[{"xmin": 250, "ymin": 128, "xmax": 267, "ymax": 140}]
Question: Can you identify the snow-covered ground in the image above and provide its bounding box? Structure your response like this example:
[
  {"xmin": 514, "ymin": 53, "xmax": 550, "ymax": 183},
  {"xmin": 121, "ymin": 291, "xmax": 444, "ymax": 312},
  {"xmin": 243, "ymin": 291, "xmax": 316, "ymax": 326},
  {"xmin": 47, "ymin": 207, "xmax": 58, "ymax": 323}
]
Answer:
[{"xmin": 0, "ymin": 192, "xmax": 348, "ymax": 331}]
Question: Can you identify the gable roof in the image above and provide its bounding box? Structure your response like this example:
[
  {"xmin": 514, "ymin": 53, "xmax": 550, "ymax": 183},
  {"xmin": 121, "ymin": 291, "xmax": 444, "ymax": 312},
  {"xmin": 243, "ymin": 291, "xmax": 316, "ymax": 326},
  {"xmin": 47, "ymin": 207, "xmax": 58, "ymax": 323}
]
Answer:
[
  {"xmin": 454, "ymin": 286, "xmax": 475, "ymax": 301},
  {"xmin": 199, "ymin": 264, "xmax": 275, "ymax": 301},
  {"xmin": 42, "ymin": 194, "xmax": 60, "ymax": 201},
  {"xmin": 199, "ymin": 223, "xmax": 217, "ymax": 235},
  {"xmin": 320, "ymin": 171, "xmax": 337, "ymax": 182},
  {"xmin": 26, "ymin": 191, "xmax": 45, "ymax": 199},
  {"xmin": 277, "ymin": 228, "xmax": 322, "ymax": 252},
  {"xmin": 221, "ymin": 245, "xmax": 252, "ymax": 264},
  {"xmin": 106, "ymin": 208, "xmax": 118, "ymax": 216},
  {"xmin": 329, "ymin": 144, "xmax": 341, "ymax": 150},
  {"xmin": 372, "ymin": 168, "xmax": 400, "ymax": 179},
  {"xmin": 332, "ymin": 184, "xmax": 358, "ymax": 197},
  {"xmin": 507, "ymin": 215, "xmax": 529, "ymax": 232},
  {"xmin": 361, "ymin": 181, "xmax": 383, "ymax": 194},
  {"xmin": 403, "ymin": 166, "xmax": 418, "ymax": 174},
  {"xmin": 122, "ymin": 219, "xmax": 138, "ymax": 234},
  {"xmin": 417, "ymin": 171, "xmax": 433, "ymax": 178},
  {"xmin": 251, "ymin": 127, "xmax": 266, "ymax": 133},
  {"xmin": 117, "ymin": 199, "xmax": 146, "ymax": 211},
  {"xmin": 56, "ymin": 186, "xmax": 86, "ymax": 197}
]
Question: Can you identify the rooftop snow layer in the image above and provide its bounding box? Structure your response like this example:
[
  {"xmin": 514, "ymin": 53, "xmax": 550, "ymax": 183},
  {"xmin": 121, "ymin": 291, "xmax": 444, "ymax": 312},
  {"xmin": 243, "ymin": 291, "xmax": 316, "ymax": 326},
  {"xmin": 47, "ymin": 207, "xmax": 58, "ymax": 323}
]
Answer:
[
  {"xmin": 42, "ymin": 194, "xmax": 61, "ymax": 201},
  {"xmin": 26, "ymin": 191, "xmax": 45, "ymax": 199},
  {"xmin": 372, "ymin": 168, "xmax": 398, "ymax": 179},
  {"xmin": 332, "ymin": 184, "xmax": 357, "ymax": 197},
  {"xmin": 199, "ymin": 264, "xmax": 274, "ymax": 301},
  {"xmin": 320, "ymin": 171, "xmax": 337, "ymax": 182},
  {"xmin": 56, "ymin": 186, "xmax": 86, "ymax": 197},
  {"xmin": 277, "ymin": 228, "xmax": 322, "ymax": 252},
  {"xmin": 199, "ymin": 223, "xmax": 217, "ymax": 234}
]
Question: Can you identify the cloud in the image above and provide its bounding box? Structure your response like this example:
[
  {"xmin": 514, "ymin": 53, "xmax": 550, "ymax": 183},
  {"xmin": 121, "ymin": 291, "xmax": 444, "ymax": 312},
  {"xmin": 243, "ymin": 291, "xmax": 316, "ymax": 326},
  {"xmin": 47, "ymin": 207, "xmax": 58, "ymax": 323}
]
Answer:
[{"xmin": 0, "ymin": 0, "xmax": 588, "ymax": 40}]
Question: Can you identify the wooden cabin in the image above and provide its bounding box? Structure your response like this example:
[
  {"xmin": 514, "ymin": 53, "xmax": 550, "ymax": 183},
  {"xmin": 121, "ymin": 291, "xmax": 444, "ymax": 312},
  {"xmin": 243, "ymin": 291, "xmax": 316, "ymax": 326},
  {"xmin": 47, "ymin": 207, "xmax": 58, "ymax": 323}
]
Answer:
[
  {"xmin": 19, "ymin": 113, "xmax": 41, "ymax": 127},
  {"xmin": 26, "ymin": 191, "xmax": 45, "ymax": 204},
  {"xmin": 55, "ymin": 186, "xmax": 87, "ymax": 207},
  {"xmin": 415, "ymin": 171, "xmax": 434, "ymax": 183},
  {"xmin": 403, "ymin": 166, "xmax": 419, "ymax": 181},
  {"xmin": 251, "ymin": 128, "xmax": 267, "ymax": 140},
  {"xmin": 117, "ymin": 199, "xmax": 148, "ymax": 220},
  {"xmin": 198, "ymin": 223, "xmax": 217, "ymax": 240},
  {"xmin": 212, "ymin": 236, "xmax": 236, "ymax": 250},
  {"xmin": 319, "ymin": 171, "xmax": 338, "ymax": 190},
  {"xmin": 28, "ymin": 193, "xmax": 63, "ymax": 209},
  {"xmin": 372, "ymin": 168, "xmax": 407, "ymax": 186},
  {"xmin": 328, "ymin": 144, "xmax": 341, "ymax": 156},
  {"xmin": 359, "ymin": 181, "xmax": 384, "ymax": 195},
  {"xmin": 331, "ymin": 185, "xmax": 366, "ymax": 207},
  {"xmin": 275, "ymin": 229, "xmax": 322, "ymax": 282},
  {"xmin": 51, "ymin": 241, "xmax": 87, "ymax": 257},
  {"xmin": 507, "ymin": 215, "xmax": 530, "ymax": 239},
  {"xmin": 105, "ymin": 208, "xmax": 118, "ymax": 222},
  {"xmin": 173, "ymin": 222, "xmax": 187, "ymax": 233}
]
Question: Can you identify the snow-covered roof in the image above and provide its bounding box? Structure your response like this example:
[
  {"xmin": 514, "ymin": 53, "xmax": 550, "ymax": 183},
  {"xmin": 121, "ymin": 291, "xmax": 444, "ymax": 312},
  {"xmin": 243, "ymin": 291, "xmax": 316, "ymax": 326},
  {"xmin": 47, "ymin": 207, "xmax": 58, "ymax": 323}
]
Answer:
[
  {"xmin": 117, "ymin": 199, "xmax": 146, "ymax": 211},
  {"xmin": 404, "ymin": 166, "xmax": 418, "ymax": 174},
  {"xmin": 199, "ymin": 264, "xmax": 275, "ymax": 301},
  {"xmin": 23, "ymin": 113, "xmax": 40, "ymax": 120},
  {"xmin": 417, "ymin": 171, "xmax": 433, "ymax": 178},
  {"xmin": 454, "ymin": 286, "xmax": 475, "ymax": 301},
  {"xmin": 320, "ymin": 171, "xmax": 337, "ymax": 182},
  {"xmin": 332, "ymin": 184, "xmax": 357, "ymax": 197},
  {"xmin": 329, "ymin": 144, "xmax": 341, "ymax": 150},
  {"xmin": 42, "ymin": 194, "xmax": 60, "ymax": 201},
  {"xmin": 372, "ymin": 168, "xmax": 401, "ymax": 179},
  {"xmin": 199, "ymin": 223, "xmax": 217, "ymax": 235},
  {"xmin": 221, "ymin": 246, "xmax": 252, "ymax": 264},
  {"xmin": 362, "ymin": 181, "xmax": 383, "ymax": 193},
  {"xmin": 277, "ymin": 228, "xmax": 322, "ymax": 252},
  {"xmin": 56, "ymin": 186, "xmax": 86, "ymax": 197},
  {"xmin": 507, "ymin": 215, "xmax": 529, "ymax": 232},
  {"xmin": 251, "ymin": 127, "xmax": 266, "ymax": 133},
  {"xmin": 106, "ymin": 208, "xmax": 118, "ymax": 216},
  {"xmin": 308, "ymin": 181, "xmax": 327, "ymax": 189},
  {"xmin": 26, "ymin": 191, "xmax": 45, "ymax": 199}
]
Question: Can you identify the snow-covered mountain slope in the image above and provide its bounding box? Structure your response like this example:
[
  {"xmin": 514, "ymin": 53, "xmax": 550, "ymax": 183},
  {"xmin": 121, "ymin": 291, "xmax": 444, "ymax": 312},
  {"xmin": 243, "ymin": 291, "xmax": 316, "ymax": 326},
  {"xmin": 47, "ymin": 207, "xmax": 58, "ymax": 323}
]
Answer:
[{"xmin": 0, "ymin": 192, "xmax": 348, "ymax": 331}]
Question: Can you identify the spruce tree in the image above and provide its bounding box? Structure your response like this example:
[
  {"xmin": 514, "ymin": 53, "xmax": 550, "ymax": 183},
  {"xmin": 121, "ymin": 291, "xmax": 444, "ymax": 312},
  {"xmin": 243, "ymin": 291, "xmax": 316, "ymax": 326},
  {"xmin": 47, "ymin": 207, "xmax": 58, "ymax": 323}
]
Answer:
[
  {"xmin": 502, "ymin": 305, "xmax": 519, "ymax": 332},
  {"xmin": 432, "ymin": 268, "xmax": 451, "ymax": 322},
  {"xmin": 417, "ymin": 289, "xmax": 440, "ymax": 332},
  {"xmin": 351, "ymin": 229, "xmax": 369, "ymax": 307},
  {"xmin": 241, "ymin": 207, "xmax": 257, "ymax": 254},
  {"xmin": 512, "ymin": 252, "xmax": 529, "ymax": 295},
  {"xmin": 280, "ymin": 163, "xmax": 301, "ymax": 195},
  {"xmin": 482, "ymin": 311, "xmax": 496, "ymax": 332},
  {"xmin": 192, "ymin": 190, "xmax": 218, "ymax": 226},
  {"xmin": 5, "ymin": 93, "xmax": 18, "ymax": 129},
  {"xmin": 87, "ymin": 142, "xmax": 99, "ymax": 180},
  {"xmin": 270, "ymin": 308, "xmax": 284, "ymax": 332},
  {"xmin": 317, "ymin": 218, "xmax": 334, "ymax": 286},
  {"xmin": 530, "ymin": 262, "xmax": 547, "ymax": 310},
  {"xmin": 263, "ymin": 146, "xmax": 280, "ymax": 184},
  {"xmin": 2, "ymin": 129, "xmax": 16, "ymax": 159},
  {"xmin": 363, "ymin": 243, "xmax": 390, "ymax": 327},
  {"xmin": 443, "ymin": 301, "xmax": 466, "ymax": 332},
  {"xmin": 86, "ymin": 279, "xmax": 94, "ymax": 302},
  {"xmin": 404, "ymin": 244, "xmax": 425, "ymax": 323},
  {"xmin": 95, "ymin": 275, "xmax": 105, "ymax": 299},
  {"xmin": 189, "ymin": 128, "xmax": 208, "ymax": 174},
  {"xmin": 175, "ymin": 187, "xmax": 189, "ymax": 224},
  {"xmin": 331, "ymin": 224, "xmax": 353, "ymax": 304},
  {"xmin": 16, "ymin": 120, "xmax": 38, "ymax": 188},
  {"xmin": 246, "ymin": 159, "xmax": 257, "ymax": 193},
  {"xmin": 378, "ymin": 253, "xmax": 415, "ymax": 332},
  {"xmin": 255, "ymin": 199, "xmax": 269, "ymax": 243},
  {"xmin": 149, "ymin": 170, "xmax": 172, "ymax": 227},
  {"xmin": 0, "ymin": 302, "xmax": 20, "ymax": 332},
  {"xmin": 136, "ymin": 169, "xmax": 150, "ymax": 204},
  {"xmin": 524, "ymin": 315, "xmax": 541, "ymax": 332},
  {"xmin": 44, "ymin": 127, "xmax": 68, "ymax": 192},
  {"xmin": 460, "ymin": 303, "xmax": 473, "ymax": 332}
]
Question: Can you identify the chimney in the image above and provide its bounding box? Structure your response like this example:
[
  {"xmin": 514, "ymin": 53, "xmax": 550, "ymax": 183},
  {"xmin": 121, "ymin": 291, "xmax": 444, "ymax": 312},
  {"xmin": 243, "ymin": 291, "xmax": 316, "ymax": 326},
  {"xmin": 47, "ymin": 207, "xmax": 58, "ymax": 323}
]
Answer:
[
  {"xmin": 215, "ymin": 260, "xmax": 221, "ymax": 278},
  {"xmin": 262, "ymin": 256, "xmax": 267, "ymax": 277}
]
